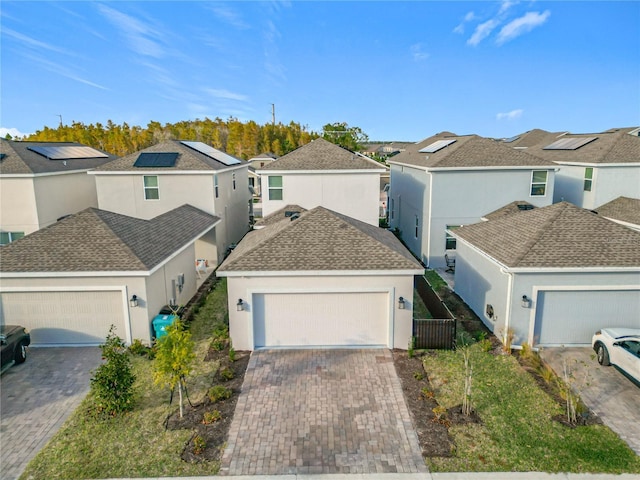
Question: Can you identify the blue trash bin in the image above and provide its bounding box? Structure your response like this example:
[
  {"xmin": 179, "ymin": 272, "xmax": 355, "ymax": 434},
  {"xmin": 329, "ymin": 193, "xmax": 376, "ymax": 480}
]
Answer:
[{"xmin": 152, "ymin": 314, "xmax": 178, "ymax": 339}]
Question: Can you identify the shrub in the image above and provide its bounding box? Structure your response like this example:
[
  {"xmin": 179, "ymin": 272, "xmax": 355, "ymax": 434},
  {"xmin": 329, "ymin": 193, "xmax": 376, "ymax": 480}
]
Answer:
[
  {"xmin": 208, "ymin": 385, "xmax": 232, "ymax": 403},
  {"xmin": 422, "ymin": 387, "xmax": 435, "ymax": 399},
  {"xmin": 432, "ymin": 405, "xmax": 449, "ymax": 425},
  {"xmin": 202, "ymin": 410, "xmax": 222, "ymax": 424},
  {"xmin": 193, "ymin": 435, "xmax": 206, "ymax": 454},
  {"xmin": 90, "ymin": 326, "xmax": 136, "ymax": 417},
  {"xmin": 408, "ymin": 336, "xmax": 415, "ymax": 358},
  {"xmin": 128, "ymin": 339, "xmax": 152, "ymax": 357},
  {"xmin": 219, "ymin": 367, "xmax": 234, "ymax": 381},
  {"xmin": 413, "ymin": 371, "xmax": 424, "ymax": 381},
  {"xmin": 228, "ymin": 344, "xmax": 236, "ymax": 362},
  {"xmin": 540, "ymin": 364, "xmax": 556, "ymax": 384}
]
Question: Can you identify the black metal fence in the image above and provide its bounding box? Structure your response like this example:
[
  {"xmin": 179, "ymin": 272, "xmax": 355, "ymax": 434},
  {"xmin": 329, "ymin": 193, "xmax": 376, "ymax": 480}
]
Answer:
[{"xmin": 413, "ymin": 276, "xmax": 456, "ymax": 350}]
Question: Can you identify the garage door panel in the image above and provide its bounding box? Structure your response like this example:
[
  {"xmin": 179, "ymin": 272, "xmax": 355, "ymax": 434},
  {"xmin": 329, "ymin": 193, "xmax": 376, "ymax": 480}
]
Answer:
[
  {"xmin": 254, "ymin": 292, "xmax": 389, "ymax": 348},
  {"xmin": 0, "ymin": 291, "xmax": 126, "ymax": 345},
  {"xmin": 535, "ymin": 290, "xmax": 640, "ymax": 346}
]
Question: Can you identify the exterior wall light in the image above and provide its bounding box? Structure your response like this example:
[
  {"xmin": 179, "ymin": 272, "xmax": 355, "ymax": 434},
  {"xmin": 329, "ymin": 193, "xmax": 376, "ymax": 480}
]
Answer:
[
  {"xmin": 521, "ymin": 295, "xmax": 532, "ymax": 308},
  {"xmin": 486, "ymin": 304, "xmax": 494, "ymax": 318},
  {"xmin": 129, "ymin": 295, "xmax": 138, "ymax": 308},
  {"xmin": 237, "ymin": 299, "xmax": 245, "ymax": 312},
  {"xmin": 398, "ymin": 296, "xmax": 406, "ymax": 310}
]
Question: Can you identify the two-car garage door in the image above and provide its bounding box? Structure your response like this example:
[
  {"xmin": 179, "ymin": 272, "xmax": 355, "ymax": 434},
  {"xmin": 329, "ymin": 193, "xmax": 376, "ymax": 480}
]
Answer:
[
  {"xmin": 0, "ymin": 290, "xmax": 127, "ymax": 345},
  {"xmin": 252, "ymin": 292, "xmax": 390, "ymax": 348}
]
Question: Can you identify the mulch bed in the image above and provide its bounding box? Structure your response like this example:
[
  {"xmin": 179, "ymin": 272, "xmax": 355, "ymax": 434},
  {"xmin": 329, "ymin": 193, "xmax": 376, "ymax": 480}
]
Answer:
[
  {"xmin": 392, "ymin": 350, "xmax": 481, "ymax": 457},
  {"xmin": 165, "ymin": 348, "xmax": 250, "ymax": 463}
]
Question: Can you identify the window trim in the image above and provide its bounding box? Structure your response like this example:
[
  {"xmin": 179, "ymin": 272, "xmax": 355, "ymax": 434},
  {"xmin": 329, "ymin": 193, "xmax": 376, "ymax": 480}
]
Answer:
[
  {"xmin": 232, "ymin": 173, "xmax": 236, "ymax": 190},
  {"xmin": 143, "ymin": 175, "xmax": 160, "ymax": 200},
  {"xmin": 268, "ymin": 175, "xmax": 283, "ymax": 201},
  {"xmin": 445, "ymin": 225, "xmax": 461, "ymax": 250},
  {"xmin": 584, "ymin": 167, "xmax": 593, "ymax": 192},
  {"xmin": 530, "ymin": 170, "xmax": 548, "ymax": 197}
]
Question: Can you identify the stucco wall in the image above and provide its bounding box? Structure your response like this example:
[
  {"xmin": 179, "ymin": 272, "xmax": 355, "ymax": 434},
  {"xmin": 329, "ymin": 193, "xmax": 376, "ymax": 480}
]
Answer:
[
  {"xmin": 224, "ymin": 274, "xmax": 416, "ymax": 350},
  {"xmin": 0, "ymin": 177, "xmax": 38, "ymax": 235},
  {"xmin": 261, "ymin": 172, "xmax": 381, "ymax": 226},
  {"xmin": 554, "ymin": 164, "xmax": 640, "ymax": 209}
]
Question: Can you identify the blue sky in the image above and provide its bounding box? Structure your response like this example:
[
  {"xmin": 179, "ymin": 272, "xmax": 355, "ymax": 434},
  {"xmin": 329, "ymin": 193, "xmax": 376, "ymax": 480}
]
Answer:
[{"xmin": 2, "ymin": 1, "xmax": 638, "ymax": 141}]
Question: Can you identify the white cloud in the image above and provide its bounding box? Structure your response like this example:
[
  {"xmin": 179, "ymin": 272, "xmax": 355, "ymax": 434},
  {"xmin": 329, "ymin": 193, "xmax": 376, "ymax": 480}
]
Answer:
[
  {"xmin": 498, "ymin": 1, "xmax": 517, "ymax": 15},
  {"xmin": 496, "ymin": 109, "xmax": 524, "ymax": 121},
  {"xmin": 453, "ymin": 11, "xmax": 475, "ymax": 34},
  {"xmin": 97, "ymin": 4, "xmax": 165, "ymax": 58},
  {"xmin": 209, "ymin": 5, "xmax": 249, "ymax": 29},
  {"xmin": 3, "ymin": 27, "xmax": 73, "ymax": 55},
  {"xmin": 204, "ymin": 88, "xmax": 249, "ymax": 102},
  {"xmin": 410, "ymin": 43, "xmax": 429, "ymax": 62},
  {"xmin": 467, "ymin": 19, "xmax": 501, "ymax": 46},
  {"xmin": 497, "ymin": 10, "xmax": 551, "ymax": 45},
  {"xmin": 0, "ymin": 127, "xmax": 30, "ymax": 139},
  {"xmin": 22, "ymin": 52, "xmax": 109, "ymax": 90}
]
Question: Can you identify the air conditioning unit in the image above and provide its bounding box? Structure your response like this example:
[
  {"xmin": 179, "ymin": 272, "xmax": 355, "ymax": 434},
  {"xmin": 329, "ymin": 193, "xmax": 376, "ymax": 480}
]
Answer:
[{"xmin": 177, "ymin": 273, "xmax": 184, "ymax": 287}]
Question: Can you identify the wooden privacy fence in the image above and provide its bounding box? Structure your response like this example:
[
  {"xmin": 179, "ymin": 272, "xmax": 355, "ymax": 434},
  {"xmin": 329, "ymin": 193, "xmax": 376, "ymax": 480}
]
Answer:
[{"xmin": 413, "ymin": 276, "xmax": 456, "ymax": 350}]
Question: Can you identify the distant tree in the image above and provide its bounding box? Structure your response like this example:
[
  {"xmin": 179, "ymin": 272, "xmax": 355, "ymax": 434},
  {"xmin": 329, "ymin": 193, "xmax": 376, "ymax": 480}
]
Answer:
[{"xmin": 322, "ymin": 122, "xmax": 369, "ymax": 151}]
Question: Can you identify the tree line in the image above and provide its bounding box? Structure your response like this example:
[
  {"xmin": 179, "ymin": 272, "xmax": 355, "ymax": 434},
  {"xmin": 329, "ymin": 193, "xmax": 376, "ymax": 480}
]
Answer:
[{"xmin": 19, "ymin": 118, "xmax": 369, "ymax": 159}]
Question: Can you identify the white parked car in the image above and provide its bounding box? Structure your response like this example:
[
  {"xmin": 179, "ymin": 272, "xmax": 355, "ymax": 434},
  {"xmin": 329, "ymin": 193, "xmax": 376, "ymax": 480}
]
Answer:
[{"xmin": 592, "ymin": 328, "xmax": 640, "ymax": 384}]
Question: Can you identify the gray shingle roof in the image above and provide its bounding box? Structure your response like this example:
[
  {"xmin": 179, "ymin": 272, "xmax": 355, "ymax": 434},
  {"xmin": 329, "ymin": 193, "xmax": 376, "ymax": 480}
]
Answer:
[
  {"xmin": 595, "ymin": 197, "xmax": 640, "ymax": 226},
  {"xmin": 454, "ymin": 202, "xmax": 640, "ymax": 268},
  {"xmin": 218, "ymin": 206, "xmax": 423, "ymax": 273},
  {"xmin": 0, "ymin": 139, "xmax": 116, "ymax": 174},
  {"xmin": 94, "ymin": 140, "xmax": 246, "ymax": 172},
  {"xmin": 254, "ymin": 205, "xmax": 307, "ymax": 227},
  {"xmin": 482, "ymin": 201, "xmax": 536, "ymax": 221},
  {"xmin": 390, "ymin": 134, "xmax": 554, "ymax": 169},
  {"xmin": 515, "ymin": 130, "xmax": 640, "ymax": 165},
  {"xmin": 259, "ymin": 138, "xmax": 384, "ymax": 171},
  {"xmin": 0, "ymin": 205, "xmax": 219, "ymax": 272}
]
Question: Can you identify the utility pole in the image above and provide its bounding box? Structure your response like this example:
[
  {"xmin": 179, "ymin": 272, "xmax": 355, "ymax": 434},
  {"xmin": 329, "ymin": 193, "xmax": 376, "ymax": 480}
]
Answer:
[
  {"xmin": 56, "ymin": 115, "xmax": 63, "ymax": 127},
  {"xmin": 271, "ymin": 104, "xmax": 275, "ymax": 125}
]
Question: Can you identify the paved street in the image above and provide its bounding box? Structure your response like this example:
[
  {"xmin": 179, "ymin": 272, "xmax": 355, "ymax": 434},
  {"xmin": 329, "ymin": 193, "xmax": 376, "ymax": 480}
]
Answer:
[
  {"xmin": 220, "ymin": 349, "xmax": 427, "ymax": 475},
  {"xmin": 540, "ymin": 347, "xmax": 640, "ymax": 456},
  {"xmin": 0, "ymin": 346, "xmax": 102, "ymax": 480}
]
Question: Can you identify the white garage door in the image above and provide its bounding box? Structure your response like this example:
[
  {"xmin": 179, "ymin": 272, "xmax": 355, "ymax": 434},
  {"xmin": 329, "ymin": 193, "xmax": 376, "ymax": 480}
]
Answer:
[
  {"xmin": 534, "ymin": 290, "xmax": 640, "ymax": 346},
  {"xmin": 0, "ymin": 290, "xmax": 127, "ymax": 345},
  {"xmin": 253, "ymin": 292, "xmax": 389, "ymax": 348}
]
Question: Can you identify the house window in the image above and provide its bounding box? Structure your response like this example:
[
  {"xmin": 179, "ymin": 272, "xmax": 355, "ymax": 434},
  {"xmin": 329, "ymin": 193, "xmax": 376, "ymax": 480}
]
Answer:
[
  {"xmin": 268, "ymin": 176, "xmax": 283, "ymax": 200},
  {"xmin": 584, "ymin": 167, "xmax": 593, "ymax": 191},
  {"xmin": 0, "ymin": 231, "xmax": 25, "ymax": 245},
  {"xmin": 415, "ymin": 215, "xmax": 419, "ymax": 239},
  {"xmin": 249, "ymin": 177, "xmax": 255, "ymax": 188},
  {"xmin": 446, "ymin": 225, "xmax": 460, "ymax": 250},
  {"xmin": 214, "ymin": 175, "xmax": 219, "ymax": 198},
  {"xmin": 232, "ymin": 173, "xmax": 236, "ymax": 190},
  {"xmin": 143, "ymin": 175, "xmax": 159, "ymax": 200},
  {"xmin": 530, "ymin": 170, "xmax": 548, "ymax": 196}
]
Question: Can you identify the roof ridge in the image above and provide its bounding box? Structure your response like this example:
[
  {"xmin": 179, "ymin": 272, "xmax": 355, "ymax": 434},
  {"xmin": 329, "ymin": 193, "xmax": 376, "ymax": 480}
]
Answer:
[{"xmin": 510, "ymin": 203, "xmax": 568, "ymax": 266}]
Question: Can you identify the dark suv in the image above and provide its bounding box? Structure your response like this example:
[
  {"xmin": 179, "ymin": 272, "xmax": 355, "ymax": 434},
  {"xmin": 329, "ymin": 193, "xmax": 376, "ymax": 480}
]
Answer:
[{"xmin": 1, "ymin": 325, "xmax": 31, "ymax": 373}]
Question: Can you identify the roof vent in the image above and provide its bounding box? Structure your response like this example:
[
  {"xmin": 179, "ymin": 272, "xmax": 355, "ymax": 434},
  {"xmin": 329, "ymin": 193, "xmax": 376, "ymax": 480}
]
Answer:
[
  {"xmin": 290, "ymin": 213, "xmax": 300, "ymax": 221},
  {"xmin": 517, "ymin": 204, "xmax": 534, "ymax": 211},
  {"xmin": 284, "ymin": 210, "xmax": 300, "ymax": 218}
]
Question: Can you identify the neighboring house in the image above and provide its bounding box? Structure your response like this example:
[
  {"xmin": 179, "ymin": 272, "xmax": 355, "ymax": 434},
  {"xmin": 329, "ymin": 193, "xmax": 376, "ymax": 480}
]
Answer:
[
  {"xmin": 216, "ymin": 206, "xmax": 424, "ymax": 350},
  {"xmin": 0, "ymin": 139, "xmax": 116, "ymax": 244},
  {"xmin": 90, "ymin": 140, "xmax": 251, "ymax": 266},
  {"xmin": 0, "ymin": 205, "xmax": 219, "ymax": 346},
  {"xmin": 509, "ymin": 128, "xmax": 640, "ymax": 210},
  {"xmin": 387, "ymin": 133, "xmax": 557, "ymax": 268},
  {"xmin": 257, "ymin": 138, "xmax": 387, "ymax": 226},
  {"xmin": 451, "ymin": 202, "xmax": 640, "ymax": 347},
  {"xmin": 595, "ymin": 196, "xmax": 640, "ymax": 232},
  {"xmin": 247, "ymin": 152, "xmax": 278, "ymax": 197}
]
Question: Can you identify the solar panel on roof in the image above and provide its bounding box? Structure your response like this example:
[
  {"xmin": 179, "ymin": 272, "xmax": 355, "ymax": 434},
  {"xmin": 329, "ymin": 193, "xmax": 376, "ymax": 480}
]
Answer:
[
  {"xmin": 418, "ymin": 139, "xmax": 456, "ymax": 153},
  {"xmin": 0, "ymin": 153, "xmax": 6, "ymax": 161},
  {"xmin": 543, "ymin": 137, "xmax": 597, "ymax": 150},
  {"xmin": 133, "ymin": 152, "xmax": 179, "ymax": 167},
  {"xmin": 180, "ymin": 141, "xmax": 241, "ymax": 166},
  {"xmin": 28, "ymin": 145, "xmax": 109, "ymax": 160},
  {"xmin": 503, "ymin": 135, "xmax": 520, "ymax": 143}
]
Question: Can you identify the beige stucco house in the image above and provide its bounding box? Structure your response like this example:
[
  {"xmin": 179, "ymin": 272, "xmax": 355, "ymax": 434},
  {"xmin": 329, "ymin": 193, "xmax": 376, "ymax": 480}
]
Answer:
[
  {"xmin": 217, "ymin": 206, "xmax": 424, "ymax": 351},
  {"xmin": 258, "ymin": 138, "xmax": 386, "ymax": 226},
  {"xmin": 0, "ymin": 205, "xmax": 219, "ymax": 345},
  {"xmin": 0, "ymin": 139, "xmax": 116, "ymax": 244},
  {"xmin": 90, "ymin": 140, "xmax": 251, "ymax": 266}
]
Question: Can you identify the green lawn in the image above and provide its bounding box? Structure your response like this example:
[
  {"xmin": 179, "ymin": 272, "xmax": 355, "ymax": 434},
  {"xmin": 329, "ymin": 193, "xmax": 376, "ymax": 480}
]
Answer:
[
  {"xmin": 20, "ymin": 279, "xmax": 230, "ymax": 480},
  {"xmin": 422, "ymin": 343, "xmax": 640, "ymax": 473}
]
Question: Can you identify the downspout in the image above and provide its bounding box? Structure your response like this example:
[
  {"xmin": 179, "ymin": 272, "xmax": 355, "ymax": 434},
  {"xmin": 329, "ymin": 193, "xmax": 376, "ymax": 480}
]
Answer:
[
  {"xmin": 425, "ymin": 170, "xmax": 433, "ymax": 267},
  {"xmin": 502, "ymin": 267, "xmax": 514, "ymax": 345}
]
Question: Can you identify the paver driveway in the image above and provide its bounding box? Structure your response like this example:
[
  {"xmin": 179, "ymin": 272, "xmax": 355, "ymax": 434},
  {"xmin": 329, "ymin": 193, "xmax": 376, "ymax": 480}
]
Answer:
[
  {"xmin": 220, "ymin": 349, "xmax": 427, "ymax": 475},
  {"xmin": 0, "ymin": 347, "xmax": 101, "ymax": 480}
]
